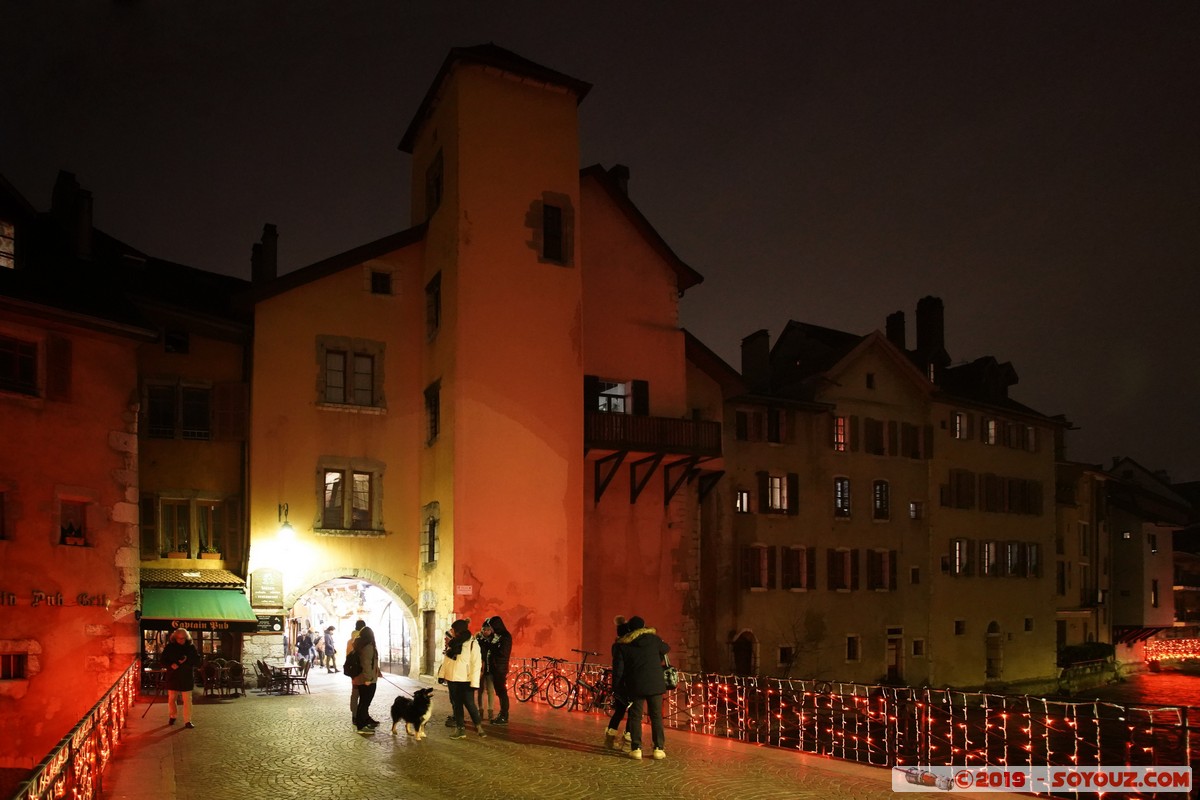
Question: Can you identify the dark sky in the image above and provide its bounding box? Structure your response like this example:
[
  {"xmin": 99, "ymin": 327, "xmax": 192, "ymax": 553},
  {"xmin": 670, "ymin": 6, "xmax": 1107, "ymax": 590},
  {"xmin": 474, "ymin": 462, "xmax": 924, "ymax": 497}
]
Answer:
[{"xmin": 3, "ymin": 2, "xmax": 1197, "ymax": 482}]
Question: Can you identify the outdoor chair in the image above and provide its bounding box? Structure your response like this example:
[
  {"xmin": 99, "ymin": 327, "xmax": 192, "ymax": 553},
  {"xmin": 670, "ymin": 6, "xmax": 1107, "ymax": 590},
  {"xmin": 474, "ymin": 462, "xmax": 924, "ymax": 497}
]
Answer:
[
  {"xmin": 287, "ymin": 660, "xmax": 311, "ymax": 694},
  {"xmin": 226, "ymin": 661, "xmax": 246, "ymax": 697}
]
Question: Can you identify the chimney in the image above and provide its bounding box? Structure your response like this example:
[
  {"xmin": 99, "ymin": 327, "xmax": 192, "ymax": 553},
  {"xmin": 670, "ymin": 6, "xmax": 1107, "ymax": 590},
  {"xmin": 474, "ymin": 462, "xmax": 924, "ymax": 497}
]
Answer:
[
  {"xmin": 51, "ymin": 171, "xmax": 93, "ymax": 260},
  {"xmin": 741, "ymin": 329, "xmax": 771, "ymax": 393},
  {"xmin": 915, "ymin": 296, "xmax": 945, "ymax": 356},
  {"xmin": 608, "ymin": 164, "xmax": 630, "ymax": 195},
  {"xmin": 252, "ymin": 224, "xmax": 278, "ymax": 284},
  {"xmin": 885, "ymin": 311, "xmax": 906, "ymax": 350}
]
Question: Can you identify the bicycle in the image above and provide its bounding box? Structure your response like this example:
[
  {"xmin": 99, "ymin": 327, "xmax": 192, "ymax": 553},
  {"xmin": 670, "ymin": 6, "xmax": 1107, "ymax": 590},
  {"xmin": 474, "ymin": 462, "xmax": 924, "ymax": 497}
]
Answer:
[
  {"xmin": 562, "ymin": 649, "xmax": 614, "ymax": 713},
  {"xmin": 512, "ymin": 656, "xmax": 570, "ymax": 706}
]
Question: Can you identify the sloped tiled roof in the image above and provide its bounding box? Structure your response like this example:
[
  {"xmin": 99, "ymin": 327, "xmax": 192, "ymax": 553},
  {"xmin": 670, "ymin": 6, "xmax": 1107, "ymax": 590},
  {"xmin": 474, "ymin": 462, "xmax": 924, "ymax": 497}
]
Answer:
[{"xmin": 140, "ymin": 568, "xmax": 246, "ymax": 589}]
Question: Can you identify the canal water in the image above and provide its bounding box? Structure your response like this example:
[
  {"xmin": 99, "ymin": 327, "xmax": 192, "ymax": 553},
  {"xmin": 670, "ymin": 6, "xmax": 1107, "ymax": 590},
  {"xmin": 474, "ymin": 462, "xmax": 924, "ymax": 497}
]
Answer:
[{"xmin": 1071, "ymin": 669, "xmax": 1200, "ymax": 711}]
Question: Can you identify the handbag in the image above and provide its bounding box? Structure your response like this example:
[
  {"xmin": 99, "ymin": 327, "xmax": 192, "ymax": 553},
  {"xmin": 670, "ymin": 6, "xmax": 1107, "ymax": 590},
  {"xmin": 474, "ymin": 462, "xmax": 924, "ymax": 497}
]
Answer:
[{"xmin": 662, "ymin": 654, "xmax": 679, "ymax": 690}]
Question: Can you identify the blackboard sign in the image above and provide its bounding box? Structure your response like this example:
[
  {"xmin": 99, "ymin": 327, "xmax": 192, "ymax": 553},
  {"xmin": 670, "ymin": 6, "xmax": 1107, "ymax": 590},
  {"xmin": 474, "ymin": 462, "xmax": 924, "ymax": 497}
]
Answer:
[
  {"xmin": 250, "ymin": 568, "xmax": 284, "ymax": 608},
  {"xmin": 256, "ymin": 614, "xmax": 284, "ymax": 633}
]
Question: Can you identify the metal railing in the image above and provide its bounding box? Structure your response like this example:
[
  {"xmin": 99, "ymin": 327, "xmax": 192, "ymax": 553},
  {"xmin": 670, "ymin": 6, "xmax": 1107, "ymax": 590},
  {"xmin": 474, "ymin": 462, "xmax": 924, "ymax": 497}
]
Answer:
[
  {"xmin": 11, "ymin": 660, "xmax": 138, "ymax": 800},
  {"xmin": 512, "ymin": 659, "xmax": 1197, "ymax": 774}
]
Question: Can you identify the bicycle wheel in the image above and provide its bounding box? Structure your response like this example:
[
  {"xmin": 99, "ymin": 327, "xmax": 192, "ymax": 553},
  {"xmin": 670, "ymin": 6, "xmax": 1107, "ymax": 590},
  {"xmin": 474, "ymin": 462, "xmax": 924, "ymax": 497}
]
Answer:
[
  {"xmin": 545, "ymin": 674, "xmax": 571, "ymax": 708},
  {"xmin": 513, "ymin": 670, "xmax": 537, "ymax": 702}
]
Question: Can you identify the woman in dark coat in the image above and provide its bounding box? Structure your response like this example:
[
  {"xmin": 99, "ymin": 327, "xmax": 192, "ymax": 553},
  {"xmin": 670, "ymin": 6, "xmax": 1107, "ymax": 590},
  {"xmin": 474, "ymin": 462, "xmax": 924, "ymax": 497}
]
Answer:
[
  {"xmin": 611, "ymin": 615, "xmax": 669, "ymax": 759},
  {"xmin": 486, "ymin": 616, "xmax": 513, "ymax": 724},
  {"xmin": 352, "ymin": 626, "xmax": 383, "ymax": 734},
  {"xmin": 160, "ymin": 627, "xmax": 201, "ymax": 728}
]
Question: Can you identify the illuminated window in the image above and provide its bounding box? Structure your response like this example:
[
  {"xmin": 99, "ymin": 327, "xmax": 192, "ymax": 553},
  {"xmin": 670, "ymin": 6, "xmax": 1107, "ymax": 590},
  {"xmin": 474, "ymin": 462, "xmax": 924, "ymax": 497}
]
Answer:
[
  {"xmin": 59, "ymin": 499, "xmax": 88, "ymax": 546},
  {"xmin": 0, "ymin": 335, "xmax": 37, "ymax": 395},
  {"xmin": 872, "ymin": 480, "xmax": 889, "ymax": 520},
  {"xmin": 597, "ymin": 380, "xmax": 629, "ymax": 413},
  {"xmin": 160, "ymin": 500, "xmax": 190, "ymax": 555},
  {"xmin": 981, "ymin": 541, "xmax": 1000, "ymax": 577},
  {"xmin": 197, "ymin": 499, "xmax": 236, "ymax": 556},
  {"xmin": 845, "ymin": 635, "xmax": 861, "ymax": 661},
  {"xmin": 950, "ymin": 538, "xmax": 971, "ymax": 575},
  {"xmin": 424, "ymin": 382, "xmax": 440, "ymax": 444},
  {"xmin": 909, "ymin": 501, "xmax": 923, "ymax": 520},
  {"xmin": 734, "ymin": 490, "xmax": 751, "ymax": 514},
  {"xmin": 425, "ymin": 273, "xmax": 441, "ymax": 339},
  {"xmin": 832, "ymin": 415, "xmax": 847, "ymax": 451},
  {"xmin": 1151, "ymin": 579, "xmax": 1159, "ymax": 608},
  {"xmin": 0, "ymin": 220, "xmax": 13, "ymax": 269},
  {"xmin": 952, "ymin": 412, "xmax": 967, "ymax": 440},
  {"xmin": 321, "ymin": 467, "xmax": 381, "ymax": 531},
  {"xmin": 834, "ymin": 477, "xmax": 851, "ymax": 518},
  {"xmin": 983, "ymin": 418, "xmax": 998, "ymax": 445},
  {"xmin": 768, "ymin": 475, "xmax": 787, "ymax": 512},
  {"xmin": 0, "ymin": 653, "xmax": 27, "ymax": 680}
]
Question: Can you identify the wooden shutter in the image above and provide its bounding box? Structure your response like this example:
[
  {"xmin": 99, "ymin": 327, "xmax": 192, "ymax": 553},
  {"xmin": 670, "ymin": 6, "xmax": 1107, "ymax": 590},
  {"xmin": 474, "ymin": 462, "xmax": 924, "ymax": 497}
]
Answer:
[
  {"xmin": 806, "ymin": 548, "xmax": 817, "ymax": 589},
  {"xmin": 888, "ymin": 550, "xmax": 898, "ymax": 590},
  {"xmin": 740, "ymin": 546, "xmax": 755, "ymax": 589},
  {"xmin": 867, "ymin": 550, "xmax": 881, "ymax": 589},
  {"xmin": 45, "ymin": 335, "xmax": 72, "ymax": 401},
  {"xmin": 887, "ymin": 421, "xmax": 898, "ymax": 456},
  {"xmin": 786, "ymin": 473, "xmax": 799, "ymax": 516},
  {"xmin": 767, "ymin": 546, "xmax": 778, "ymax": 589},
  {"xmin": 757, "ymin": 471, "xmax": 769, "ymax": 513},
  {"xmin": 583, "ymin": 375, "xmax": 600, "ymax": 414},
  {"xmin": 849, "ymin": 415, "xmax": 860, "ymax": 452},
  {"xmin": 827, "ymin": 549, "xmax": 838, "ymax": 590},
  {"xmin": 781, "ymin": 548, "xmax": 795, "ymax": 589},
  {"xmin": 850, "ymin": 549, "xmax": 860, "ymax": 590},
  {"xmin": 631, "ymin": 380, "xmax": 649, "ymax": 416},
  {"xmin": 965, "ymin": 540, "xmax": 977, "ymax": 576}
]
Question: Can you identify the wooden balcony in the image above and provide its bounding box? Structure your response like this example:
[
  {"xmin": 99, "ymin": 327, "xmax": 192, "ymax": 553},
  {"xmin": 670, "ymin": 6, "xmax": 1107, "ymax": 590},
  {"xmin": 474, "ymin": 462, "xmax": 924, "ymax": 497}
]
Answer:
[{"xmin": 585, "ymin": 412, "xmax": 721, "ymax": 457}]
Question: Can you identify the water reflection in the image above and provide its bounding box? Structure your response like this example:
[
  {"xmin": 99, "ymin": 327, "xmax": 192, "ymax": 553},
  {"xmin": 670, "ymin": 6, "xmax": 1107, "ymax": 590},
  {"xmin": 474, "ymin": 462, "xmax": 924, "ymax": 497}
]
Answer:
[{"xmin": 1070, "ymin": 670, "xmax": 1200, "ymax": 710}]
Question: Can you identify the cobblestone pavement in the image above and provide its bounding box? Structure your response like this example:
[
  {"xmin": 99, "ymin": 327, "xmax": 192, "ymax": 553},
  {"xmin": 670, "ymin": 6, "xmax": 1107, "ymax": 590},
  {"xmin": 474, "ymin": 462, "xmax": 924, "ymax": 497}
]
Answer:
[{"xmin": 102, "ymin": 668, "xmax": 921, "ymax": 800}]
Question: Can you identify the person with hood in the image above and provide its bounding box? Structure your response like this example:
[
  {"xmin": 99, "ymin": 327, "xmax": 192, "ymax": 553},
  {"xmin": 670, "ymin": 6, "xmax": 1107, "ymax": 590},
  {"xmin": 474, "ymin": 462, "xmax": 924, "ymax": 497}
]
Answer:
[
  {"xmin": 352, "ymin": 625, "xmax": 382, "ymax": 734},
  {"xmin": 437, "ymin": 618, "xmax": 486, "ymax": 739},
  {"xmin": 611, "ymin": 615, "xmax": 669, "ymax": 760},
  {"xmin": 475, "ymin": 620, "xmax": 497, "ymax": 722},
  {"xmin": 603, "ymin": 615, "xmax": 634, "ymax": 749},
  {"xmin": 160, "ymin": 627, "xmax": 201, "ymax": 728},
  {"xmin": 484, "ymin": 615, "xmax": 512, "ymax": 724}
]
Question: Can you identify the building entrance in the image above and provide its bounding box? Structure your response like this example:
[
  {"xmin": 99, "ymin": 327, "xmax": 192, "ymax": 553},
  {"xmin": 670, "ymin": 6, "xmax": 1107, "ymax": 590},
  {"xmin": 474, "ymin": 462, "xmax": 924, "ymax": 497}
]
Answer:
[{"xmin": 288, "ymin": 578, "xmax": 414, "ymax": 675}]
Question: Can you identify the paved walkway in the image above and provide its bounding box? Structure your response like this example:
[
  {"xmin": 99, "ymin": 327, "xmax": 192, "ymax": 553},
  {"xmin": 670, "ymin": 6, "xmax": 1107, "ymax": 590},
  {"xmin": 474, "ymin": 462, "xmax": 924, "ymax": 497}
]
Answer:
[{"xmin": 102, "ymin": 667, "xmax": 908, "ymax": 800}]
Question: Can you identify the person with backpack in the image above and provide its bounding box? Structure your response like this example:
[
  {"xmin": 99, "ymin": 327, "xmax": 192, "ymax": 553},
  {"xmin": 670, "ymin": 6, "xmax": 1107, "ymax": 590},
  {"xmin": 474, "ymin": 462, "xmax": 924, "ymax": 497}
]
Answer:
[
  {"xmin": 344, "ymin": 619, "xmax": 368, "ymax": 726},
  {"xmin": 351, "ymin": 625, "xmax": 382, "ymax": 734}
]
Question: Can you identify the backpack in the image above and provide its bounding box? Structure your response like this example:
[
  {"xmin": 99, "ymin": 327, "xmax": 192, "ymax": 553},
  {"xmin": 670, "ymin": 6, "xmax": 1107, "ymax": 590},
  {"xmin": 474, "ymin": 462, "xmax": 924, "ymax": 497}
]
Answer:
[{"xmin": 343, "ymin": 649, "xmax": 362, "ymax": 678}]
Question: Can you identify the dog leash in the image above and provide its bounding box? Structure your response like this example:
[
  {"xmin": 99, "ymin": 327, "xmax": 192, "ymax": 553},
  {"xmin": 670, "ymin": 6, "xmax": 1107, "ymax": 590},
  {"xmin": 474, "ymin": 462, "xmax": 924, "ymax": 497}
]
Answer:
[{"xmin": 378, "ymin": 673, "xmax": 412, "ymax": 697}]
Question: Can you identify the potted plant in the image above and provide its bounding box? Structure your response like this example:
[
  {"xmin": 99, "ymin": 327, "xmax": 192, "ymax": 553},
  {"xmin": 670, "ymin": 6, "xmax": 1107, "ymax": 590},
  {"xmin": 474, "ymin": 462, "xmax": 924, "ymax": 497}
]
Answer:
[{"xmin": 200, "ymin": 545, "xmax": 222, "ymax": 560}]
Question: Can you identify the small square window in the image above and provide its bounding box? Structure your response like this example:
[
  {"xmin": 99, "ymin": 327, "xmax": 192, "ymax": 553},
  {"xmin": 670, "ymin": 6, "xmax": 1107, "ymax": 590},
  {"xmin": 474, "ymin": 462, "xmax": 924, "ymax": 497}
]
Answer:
[
  {"xmin": 370, "ymin": 271, "xmax": 392, "ymax": 295},
  {"xmin": 164, "ymin": 330, "xmax": 190, "ymax": 354},
  {"xmin": 0, "ymin": 653, "xmax": 28, "ymax": 680},
  {"xmin": 845, "ymin": 635, "xmax": 861, "ymax": 661},
  {"xmin": 1024, "ymin": 618, "xmax": 1034, "ymax": 632},
  {"xmin": 778, "ymin": 646, "xmax": 794, "ymax": 666},
  {"xmin": 865, "ymin": 373, "xmax": 875, "ymax": 389},
  {"xmin": 954, "ymin": 620, "xmax": 966, "ymax": 636},
  {"xmin": 60, "ymin": 500, "xmax": 87, "ymax": 545},
  {"xmin": 912, "ymin": 639, "xmax": 926, "ymax": 657},
  {"xmin": 909, "ymin": 501, "xmax": 924, "ymax": 520},
  {"xmin": 910, "ymin": 566, "xmax": 920, "ymax": 585}
]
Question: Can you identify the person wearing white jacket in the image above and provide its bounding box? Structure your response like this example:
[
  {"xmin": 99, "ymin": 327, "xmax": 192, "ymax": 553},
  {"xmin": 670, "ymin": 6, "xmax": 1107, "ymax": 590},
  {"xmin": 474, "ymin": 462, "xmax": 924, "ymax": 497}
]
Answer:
[{"xmin": 438, "ymin": 618, "xmax": 486, "ymax": 739}]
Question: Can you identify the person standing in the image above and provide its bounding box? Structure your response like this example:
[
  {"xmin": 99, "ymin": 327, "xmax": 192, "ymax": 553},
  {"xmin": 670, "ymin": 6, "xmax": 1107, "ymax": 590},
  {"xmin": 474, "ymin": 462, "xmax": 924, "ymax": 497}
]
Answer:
[
  {"xmin": 437, "ymin": 619, "xmax": 486, "ymax": 739},
  {"xmin": 476, "ymin": 621, "xmax": 497, "ymax": 722},
  {"xmin": 297, "ymin": 628, "xmax": 314, "ymax": 665},
  {"xmin": 323, "ymin": 626, "xmax": 338, "ymax": 673},
  {"xmin": 486, "ymin": 615, "xmax": 512, "ymax": 725},
  {"xmin": 604, "ymin": 615, "xmax": 634, "ymax": 749},
  {"xmin": 345, "ymin": 619, "xmax": 366, "ymax": 725},
  {"xmin": 612, "ymin": 615, "xmax": 669, "ymax": 760},
  {"xmin": 352, "ymin": 625, "xmax": 382, "ymax": 734},
  {"xmin": 161, "ymin": 628, "xmax": 201, "ymax": 729}
]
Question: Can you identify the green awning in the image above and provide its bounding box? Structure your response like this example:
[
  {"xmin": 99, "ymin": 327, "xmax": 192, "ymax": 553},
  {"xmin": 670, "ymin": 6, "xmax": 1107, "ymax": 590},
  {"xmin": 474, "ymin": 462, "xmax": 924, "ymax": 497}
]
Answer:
[{"xmin": 141, "ymin": 588, "xmax": 259, "ymax": 633}]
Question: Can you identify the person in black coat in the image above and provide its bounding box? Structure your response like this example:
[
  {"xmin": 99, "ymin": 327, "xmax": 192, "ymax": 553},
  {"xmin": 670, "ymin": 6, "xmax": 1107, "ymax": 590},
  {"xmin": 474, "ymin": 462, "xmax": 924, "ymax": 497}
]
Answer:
[
  {"xmin": 160, "ymin": 627, "xmax": 201, "ymax": 728},
  {"xmin": 604, "ymin": 615, "xmax": 634, "ymax": 749},
  {"xmin": 485, "ymin": 616, "xmax": 513, "ymax": 724},
  {"xmin": 611, "ymin": 615, "xmax": 669, "ymax": 759}
]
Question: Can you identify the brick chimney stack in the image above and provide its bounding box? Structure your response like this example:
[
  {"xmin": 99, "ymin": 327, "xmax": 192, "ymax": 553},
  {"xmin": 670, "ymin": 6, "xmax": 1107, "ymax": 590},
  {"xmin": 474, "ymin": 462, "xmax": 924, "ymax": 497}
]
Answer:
[
  {"xmin": 50, "ymin": 171, "xmax": 93, "ymax": 260},
  {"xmin": 608, "ymin": 164, "xmax": 630, "ymax": 195},
  {"xmin": 251, "ymin": 223, "xmax": 278, "ymax": 284},
  {"xmin": 741, "ymin": 329, "xmax": 771, "ymax": 394},
  {"xmin": 885, "ymin": 311, "xmax": 906, "ymax": 350}
]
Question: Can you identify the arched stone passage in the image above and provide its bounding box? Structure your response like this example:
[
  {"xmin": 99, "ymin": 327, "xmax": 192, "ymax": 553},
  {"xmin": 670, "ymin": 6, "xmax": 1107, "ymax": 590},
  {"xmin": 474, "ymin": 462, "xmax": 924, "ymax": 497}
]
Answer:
[
  {"xmin": 283, "ymin": 566, "xmax": 418, "ymax": 617},
  {"xmin": 731, "ymin": 629, "xmax": 757, "ymax": 676}
]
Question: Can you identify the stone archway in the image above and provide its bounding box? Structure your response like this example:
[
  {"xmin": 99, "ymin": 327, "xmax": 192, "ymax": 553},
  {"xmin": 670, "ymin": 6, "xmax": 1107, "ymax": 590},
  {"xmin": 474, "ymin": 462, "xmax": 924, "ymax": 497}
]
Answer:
[
  {"xmin": 731, "ymin": 629, "xmax": 757, "ymax": 676},
  {"xmin": 284, "ymin": 567, "xmax": 420, "ymax": 677}
]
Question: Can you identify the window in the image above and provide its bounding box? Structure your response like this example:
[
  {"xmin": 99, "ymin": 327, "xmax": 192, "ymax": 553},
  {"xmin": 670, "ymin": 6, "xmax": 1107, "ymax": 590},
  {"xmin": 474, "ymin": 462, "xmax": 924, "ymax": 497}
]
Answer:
[
  {"xmin": 941, "ymin": 469, "xmax": 976, "ymax": 509},
  {"xmin": 160, "ymin": 500, "xmax": 190, "ymax": 554},
  {"xmin": 983, "ymin": 417, "xmax": 998, "ymax": 445},
  {"xmin": 0, "ymin": 220, "xmax": 14, "ymax": 269},
  {"xmin": 425, "ymin": 272, "xmax": 442, "ymax": 339},
  {"xmin": 909, "ymin": 501, "xmax": 924, "ymax": 520},
  {"xmin": 424, "ymin": 382, "xmax": 440, "ymax": 444},
  {"xmin": 321, "ymin": 467, "xmax": 380, "ymax": 531},
  {"xmin": 865, "ymin": 373, "xmax": 875, "ymax": 389},
  {"xmin": 543, "ymin": 204, "xmax": 564, "ymax": 262},
  {"xmin": 1148, "ymin": 533, "xmax": 1158, "ymax": 554},
  {"xmin": 1151, "ymin": 579, "xmax": 1159, "ymax": 608},
  {"xmin": 1056, "ymin": 561, "xmax": 1068, "ymax": 595},
  {"xmin": 1, "ymin": 653, "xmax": 27, "ymax": 680},
  {"xmin": 910, "ymin": 566, "xmax": 920, "ymax": 585},
  {"xmin": 597, "ymin": 381, "xmax": 630, "ymax": 413},
  {"xmin": 912, "ymin": 639, "xmax": 926, "ymax": 657},
  {"xmin": 164, "ymin": 330, "xmax": 190, "ymax": 354},
  {"xmin": 827, "ymin": 548, "xmax": 856, "ymax": 590},
  {"xmin": 741, "ymin": 545, "xmax": 775, "ymax": 590},
  {"xmin": 370, "ymin": 270, "xmax": 392, "ymax": 295},
  {"xmin": 196, "ymin": 500, "xmax": 229, "ymax": 555},
  {"xmin": 845, "ymin": 635, "xmax": 861, "ymax": 661},
  {"xmin": 1026, "ymin": 543, "xmax": 1041, "ymax": 577},
  {"xmin": 180, "ymin": 387, "xmax": 211, "ymax": 440},
  {"xmin": 1005, "ymin": 541, "xmax": 1025, "ymax": 577},
  {"xmin": 422, "ymin": 515, "xmax": 439, "ymax": 564},
  {"xmin": 867, "ymin": 549, "xmax": 896, "ymax": 590},
  {"xmin": 768, "ymin": 475, "xmax": 787, "ymax": 512},
  {"xmin": 864, "ymin": 418, "xmax": 884, "ymax": 455},
  {"xmin": 950, "ymin": 538, "xmax": 972, "ymax": 576},
  {"xmin": 425, "ymin": 150, "xmax": 443, "ymax": 218},
  {"xmin": 872, "ymin": 480, "xmax": 889, "ymax": 520},
  {"xmin": 1024, "ymin": 618, "xmax": 1034, "ymax": 632},
  {"xmin": 778, "ymin": 646, "xmax": 795, "ymax": 667},
  {"xmin": 952, "ymin": 412, "xmax": 968, "ymax": 440},
  {"xmin": 834, "ymin": 477, "xmax": 851, "ymax": 518},
  {"xmin": 317, "ymin": 337, "xmax": 384, "ymax": 408},
  {"xmin": 954, "ymin": 620, "xmax": 966, "ymax": 636},
  {"xmin": 1024, "ymin": 426, "xmax": 1038, "ymax": 452},
  {"xmin": 782, "ymin": 546, "xmax": 813, "ymax": 590},
  {"xmin": 734, "ymin": 490, "xmax": 751, "ymax": 514},
  {"xmin": 766, "ymin": 408, "xmax": 786, "ymax": 443},
  {"xmin": 145, "ymin": 384, "xmax": 212, "ymax": 440},
  {"xmin": 981, "ymin": 541, "xmax": 1000, "ymax": 577},
  {"xmin": 0, "ymin": 335, "xmax": 37, "ymax": 395},
  {"xmin": 57, "ymin": 500, "xmax": 87, "ymax": 545},
  {"xmin": 832, "ymin": 415, "xmax": 847, "ymax": 451}
]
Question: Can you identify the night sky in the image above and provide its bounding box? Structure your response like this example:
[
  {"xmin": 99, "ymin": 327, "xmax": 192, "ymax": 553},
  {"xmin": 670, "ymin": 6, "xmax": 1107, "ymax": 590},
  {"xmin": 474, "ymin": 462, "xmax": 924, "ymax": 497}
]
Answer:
[{"xmin": 3, "ymin": 3, "xmax": 1197, "ymax": 481}]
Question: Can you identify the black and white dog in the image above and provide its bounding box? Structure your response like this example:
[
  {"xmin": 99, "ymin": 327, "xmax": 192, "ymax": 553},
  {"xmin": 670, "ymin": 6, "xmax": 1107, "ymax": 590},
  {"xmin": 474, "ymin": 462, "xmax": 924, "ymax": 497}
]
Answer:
[{"xmin": 390, "ymin": 687, "xmax": 435, "ymax": 739}]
